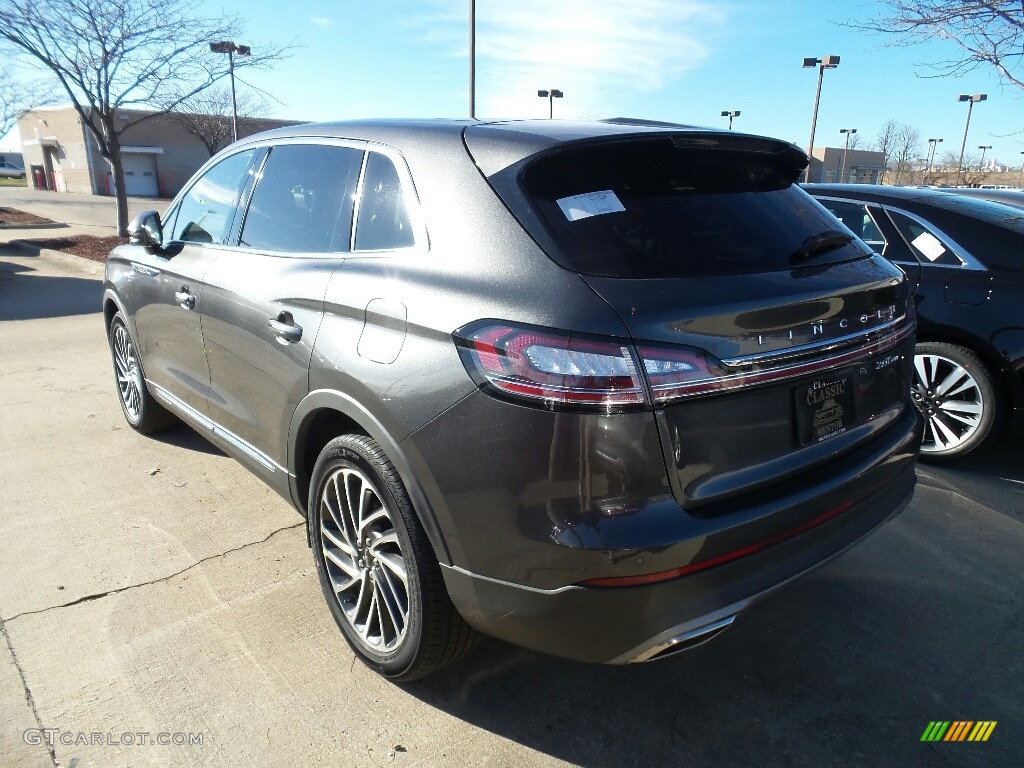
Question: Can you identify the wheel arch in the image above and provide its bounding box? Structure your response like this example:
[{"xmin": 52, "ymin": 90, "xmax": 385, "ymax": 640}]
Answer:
[{"xmin": 288, "ymin": 389, "xmax": 452, "ymax": 566}]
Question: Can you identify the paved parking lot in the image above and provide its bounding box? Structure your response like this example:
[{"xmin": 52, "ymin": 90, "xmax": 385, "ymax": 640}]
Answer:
[{"xmin": 1, "ymin": 245, "xmax": 1021, "ymax": 768}]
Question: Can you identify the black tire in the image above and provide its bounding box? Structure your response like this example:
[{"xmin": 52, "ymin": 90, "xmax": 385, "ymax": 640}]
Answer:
[
  {"xmin": 309, "ymin": 434, "xmax": 477, "ymax": 681},
  {"xmin": 108, "ymin": 312, "xmax": 177, "ymax": 434},
  {"xmin": 912, "ymin": 341, "xmax": 1000, "ymax": 461}
]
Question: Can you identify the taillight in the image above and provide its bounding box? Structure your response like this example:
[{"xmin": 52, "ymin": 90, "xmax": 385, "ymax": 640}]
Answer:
[
  {"xmin": 455, "ymin": 315, "xmax": 914, "ymax": 411},
  {"xmin": 454, "ymin": 322, "xmax": 647, "ymax": 412}
]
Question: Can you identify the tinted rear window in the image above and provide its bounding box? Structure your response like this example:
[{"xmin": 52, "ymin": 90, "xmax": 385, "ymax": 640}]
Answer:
[{"xmin": 523, "ymin": 138, "xmax": 867, "ymax": 278}]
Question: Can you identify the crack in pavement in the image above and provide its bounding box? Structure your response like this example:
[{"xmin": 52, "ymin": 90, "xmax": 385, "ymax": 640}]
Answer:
[
  {"xmin": 3, "ymin": 521, "xmax": 305, "ymax": 624},
  {"xmin": 0, "ymin": 616, "xmax": 59, "ymax": 767}
]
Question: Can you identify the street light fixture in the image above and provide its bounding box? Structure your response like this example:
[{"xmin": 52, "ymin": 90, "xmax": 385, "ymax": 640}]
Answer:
[
  {"xmin": 210, "ymin": 41, "xmax": 251, "ymax": 143},
  {"xmin": 956, "ymin": 93, "xmax": 987, "ymax": 185},
  {"xmin": 926, "ymin": 137, "xmax": 943, "ymax": 173},
  {"xmin": 977, "ymin": 144, "xmax": 992, "ymax": 172},
  {"xmin": 802, "ymin": 55, "xmax": 840, "ymax": 183},
  {"xmin": 537, "ymin": 89, "xmax": 563, "ymax": 119},
  {"xmin": 839, "ymin": 128, "xmax": 857, "ymax": 183},
  {"xmin": 721, "ymin": 110, "xmax": 740, "ymax": 130}
]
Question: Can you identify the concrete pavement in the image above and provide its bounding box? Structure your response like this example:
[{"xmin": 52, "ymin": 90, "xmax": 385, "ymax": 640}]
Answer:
[
  {"xmin": 0, "ymin": 187, "xmax": 160, "ymax": 242},
  {"xmin": 0, "ymin": 243, "xmax": 1021, "ymax": 767}
]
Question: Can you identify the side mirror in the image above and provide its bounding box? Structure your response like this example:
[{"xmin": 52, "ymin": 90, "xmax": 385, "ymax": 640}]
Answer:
[{"xmin": 128, "ymin": 210, "xmax": 164, "ymax": 249}]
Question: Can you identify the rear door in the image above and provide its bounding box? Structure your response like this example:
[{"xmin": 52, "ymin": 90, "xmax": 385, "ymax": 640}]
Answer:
[
  {"xmin": 198, "ymin": 142, "xmax": 363, "ymax": 483},
  {"xmin": 131, "ymin": 148, "xmax": 257, "ymax": 414}
]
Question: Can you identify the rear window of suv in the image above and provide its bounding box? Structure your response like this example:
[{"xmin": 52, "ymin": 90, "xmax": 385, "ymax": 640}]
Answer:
[{"xmin": 522, "ymin": 137, "xmax": 867, "ymax": 278}]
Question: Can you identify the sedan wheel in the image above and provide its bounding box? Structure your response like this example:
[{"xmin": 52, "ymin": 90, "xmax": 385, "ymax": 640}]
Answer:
[{"xmin": 911, "ymin": 341, "xmax": 997, "ymax": 460}]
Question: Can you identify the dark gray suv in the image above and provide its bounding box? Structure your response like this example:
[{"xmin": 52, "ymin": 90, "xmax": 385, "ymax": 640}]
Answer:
[{"xmin": 104, "ymin": 119, "xmax": 923, "ymax": 681}]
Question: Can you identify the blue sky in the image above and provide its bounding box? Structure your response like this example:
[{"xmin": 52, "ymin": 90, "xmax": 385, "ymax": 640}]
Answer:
[{"xmin": 3, "ymin": 0, "xmax": 1022, "ymax": 170}]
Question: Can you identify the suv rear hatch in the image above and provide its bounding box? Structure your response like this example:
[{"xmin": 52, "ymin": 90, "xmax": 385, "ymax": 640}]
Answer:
[{"xmin": 466, "ymin": 126, "xmax": 915, "ymax": 511}]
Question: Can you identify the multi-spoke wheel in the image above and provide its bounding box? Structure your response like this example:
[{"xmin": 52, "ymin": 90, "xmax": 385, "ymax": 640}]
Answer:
[
  {"xmin": 319, "ymin": 466, "xmax": 410, "ymax": 652},
  {"xmin": 309, "ymin": 434, "xmax": 477, "ymax": 681},
  {"xmin": 912, "ymin": 341, "xmax": 998, "ymax": 460},
  {"xmin": 107, "ymin": 312, "xmax": 176, "ymax": 433}
]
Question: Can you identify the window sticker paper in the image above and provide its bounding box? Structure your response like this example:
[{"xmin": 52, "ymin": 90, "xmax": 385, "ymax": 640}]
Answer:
[
  {"xmin": 911, "ymin": 231, "xmax": 947, "ymax": 262},
  {"xmin": 556, "ymin": 190, "xmax": 626, "ymax": 221}
]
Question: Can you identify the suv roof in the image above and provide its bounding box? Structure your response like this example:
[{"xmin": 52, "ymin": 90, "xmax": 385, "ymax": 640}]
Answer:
[{"xmin": 240, "ymin": 118, "xmax": 803, "ymax": 175}]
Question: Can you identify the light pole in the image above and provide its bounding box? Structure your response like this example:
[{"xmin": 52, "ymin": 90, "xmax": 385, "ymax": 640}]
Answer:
[
  {"xmin": 537, "ymin": 89, "xmax": 563, "ymax": 119},
  {"xmin": 977, "ymin": 144, "xmax": 992, "ymax": 175},
  {"xmin": 839, "ymin": 128, "xmax": 857, "ymax": 183},
  {"xmin": 210, "ymin": 41, "xmax": 251, "ymax": 143},
  {"xmin": 956, "ymin": 93, "xmax": 987, "ymax": 185},
  {"xmin": 1020, "ymin": 151, "xmax": 1024, "ymax": 188},
  {"xmin": 802, "ymin": 55, "xmax": 840, "ymax": 183},
  {"xmin": 926, "ymin": 138, "xmax": 943, "ymax": 173},
  {"xmin": 721, "ymin": 110, "xmax": 740, "ymax": 130},
  {"xmin": 469, "ymin": 0, "xmax": 476, "ymax": 118}
]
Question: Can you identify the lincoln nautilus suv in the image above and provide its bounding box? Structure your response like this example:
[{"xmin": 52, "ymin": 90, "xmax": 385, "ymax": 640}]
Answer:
[{"xmin": 104, "ymin": 119, "xmax": 923, "ymax": 680}]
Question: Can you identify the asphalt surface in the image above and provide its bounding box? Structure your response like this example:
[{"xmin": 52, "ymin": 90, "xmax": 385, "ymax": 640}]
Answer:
[{"xmin": 0, "ymin": 203, "xmax": 1021, "ymax": 767}]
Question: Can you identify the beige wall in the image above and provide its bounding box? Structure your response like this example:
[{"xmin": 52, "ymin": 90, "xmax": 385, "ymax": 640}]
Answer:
[{"xmin": 18, "ymin": 106, "xmax": 299, "ymax": 198}]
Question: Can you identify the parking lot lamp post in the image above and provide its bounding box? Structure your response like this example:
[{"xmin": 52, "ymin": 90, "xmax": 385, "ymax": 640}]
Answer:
[
  {"xmin": 802, "ymin": 55, "xmax": 840, "ymax": 183},
  {"xmin": 926, "ymin": 138, "xmax": 943, "ymax": 172},
  {"xmin": 210, "ymin": 41, "xmax": 251, "ymax": 143},
  {"xmin": 1020, "ymin": 152, "xmax": 1024, "ymax": 187},
  {"xmin": 721, "ymin": 110, "xmax": 740, "ymax": 130},
  {"xmin": 956, "ymin": 93, "xmax": 987, "ymax": 185},
  {"xmin": 469, "ymin": 0, "xmax": 476, "ymax": 118},
  {"xmin": 537, "ymin": 89, "xmax": 563, "ymax": 119},
  {"xmin": 977, "ymin": 145, "xmax": 992, "ymax": 173},
  {"xmin": 839, "ymin": 128, "xmax": 857, "ymax": 183}
]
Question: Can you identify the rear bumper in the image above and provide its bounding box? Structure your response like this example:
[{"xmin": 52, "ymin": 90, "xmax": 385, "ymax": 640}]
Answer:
[{"xmin": 440, "ymin": 416, "xmax": 920, "ymax": 664}]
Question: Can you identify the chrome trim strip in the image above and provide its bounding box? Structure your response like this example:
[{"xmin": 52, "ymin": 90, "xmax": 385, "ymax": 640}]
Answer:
[
  {"xmin": 629, "ymin": 615, "xmax": 737, "ymax": 663},
  {"xmin": 147, "ymin": 381, "xmax": 289, "ymax": 475},
  {"xmin": 651, "ymin": 318, "xmax": 915, "ymax": 403},
  {"xmin": 721, "ymin": 314, "xmax": 905, "ymax": 368}
]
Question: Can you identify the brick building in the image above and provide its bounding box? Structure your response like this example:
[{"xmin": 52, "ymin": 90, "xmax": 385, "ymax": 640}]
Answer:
[
  {"xmin": 18, "ymin": 106, "xmax": 298, "ymax": 197},
  {"xmin": 807, "ymin": 147, "xmax": 886, "ymax": 184}
]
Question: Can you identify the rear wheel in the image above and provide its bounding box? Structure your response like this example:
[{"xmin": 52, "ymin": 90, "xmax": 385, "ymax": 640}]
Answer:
[
  {"xmin": 309, "ymin": 434, "xmax": 477, "ymax": 681},
  {"xmin": 108, "ymin": 312, "xmax": 176, "ymax": 434},
  {"xmin": 912, "ymin": 341, "xmax": 998, "ymax": 460}
]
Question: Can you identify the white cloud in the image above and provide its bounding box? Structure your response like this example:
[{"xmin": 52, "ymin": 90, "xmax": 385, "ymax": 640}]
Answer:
[
  {"xmin": 418, "ymin": 0, "xmax": 726, "ymax": 118},
  {"xmin": 310, "ymin": 17, "xmax": 332, "ymax": 28}
]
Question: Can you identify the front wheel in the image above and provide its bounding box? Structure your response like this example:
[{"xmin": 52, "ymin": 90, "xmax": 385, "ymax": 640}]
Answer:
[
  {"xmin": 309, "ymin": 434, "xmax": 477, "ymax": 681},
  {"xmin": 108, "ymin": 312, "xmax": 176, "ymax": 434},
  {"xmin": 912, "ymin": 341, "xmax": 999, "ymax": 460}
]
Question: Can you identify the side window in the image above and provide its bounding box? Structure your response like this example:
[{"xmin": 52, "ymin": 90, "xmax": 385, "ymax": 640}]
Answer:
[
  {"xmin": 353, "ymin": 152, "xmax": 416, "ymax": 251},
  {"xmin": 239, "ymin": 144, "xmax": 364, "ymax": 253},
  {"xmin": 820, "ymin": 200, "xmax": 885, "ymax": 251},
  {"xmin": 886, "ymin": 210, "xmax": 964, "ymax": 267},
  {"xmin": 171, "ymin": 150, "xmax": 256, "ymax": 244}
]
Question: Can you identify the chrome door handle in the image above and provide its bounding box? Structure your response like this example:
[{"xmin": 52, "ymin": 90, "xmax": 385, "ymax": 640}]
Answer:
[
  {"xmin": 268, "ymin": 313, "xmax": 302, "ymax": 343},
  {"xmin": 174, "ymin": 288, "xmax": 195, "ymax": 310}
]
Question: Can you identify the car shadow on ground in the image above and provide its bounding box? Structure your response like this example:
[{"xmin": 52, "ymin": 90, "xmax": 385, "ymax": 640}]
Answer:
[
  {"xmin": 0, "ymin": 258, "xmax": 101, "ymax": 321},
  {"xmin": 404, "ymin": 491, "xmax": 1020, "ymax": 767},
  {"xmin": 151, "ymin": 423, "xmax": 226, "ymax": 457}
]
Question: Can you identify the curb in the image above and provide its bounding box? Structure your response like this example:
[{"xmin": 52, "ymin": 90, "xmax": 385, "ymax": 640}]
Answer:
[{"xmin": 5, "ymin": 239, "xmax": 105, "ymax": 277}]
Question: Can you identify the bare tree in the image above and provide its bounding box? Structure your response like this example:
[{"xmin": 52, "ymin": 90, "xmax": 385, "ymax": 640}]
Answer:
[
  {"xmin": 1, "ymin": 71, "xmax": 45, "ymax": 138},
  {"xmin": 846, "ymin": 131, "xmax": 864, "ymax": 151},
  {"xmin": 851, "ymin": 2, "xmax": 1024, "ymax": 90},
  {"xmin": 874, "ymin": 120, "xmax": 900, "ymax": 182},
  {"xmin": 892, "ymin": 124, "xmax": 922, "ymax": 185},
  {"xmin": 170, "ymin": 87, "xmax": 268, "ymax": 157},
  {"xmin": 0, "ymin": 0, "xmax": 287, "ymax": 235}
]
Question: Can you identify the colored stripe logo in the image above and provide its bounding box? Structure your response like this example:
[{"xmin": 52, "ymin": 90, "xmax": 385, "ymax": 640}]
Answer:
[{"xmin": 921, "ymin": 721, "xmax": 997, "ymax": 742}]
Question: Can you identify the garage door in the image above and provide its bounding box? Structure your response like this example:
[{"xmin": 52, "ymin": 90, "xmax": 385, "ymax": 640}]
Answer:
[{"xmin": 121, "ymin": 153, "xmax": 159, "ymax": 196}]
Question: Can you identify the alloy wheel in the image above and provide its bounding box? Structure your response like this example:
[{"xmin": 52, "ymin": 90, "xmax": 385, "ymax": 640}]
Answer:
[
  {"xmin": 912, "ymin": 352, "xmax": 985, "ymax": 454},
  {"xmin": 112, "ymin": 324, "xmax": 143, "ymax": 421},
  {"xmin": 318, "ymin": 467, "xmax": 410, "ymax": 652}
]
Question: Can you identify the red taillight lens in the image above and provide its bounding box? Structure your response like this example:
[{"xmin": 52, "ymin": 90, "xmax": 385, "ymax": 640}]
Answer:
[{"xmin": 454, "ymin": 322, "xmax": 647, "ymax": 411}]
